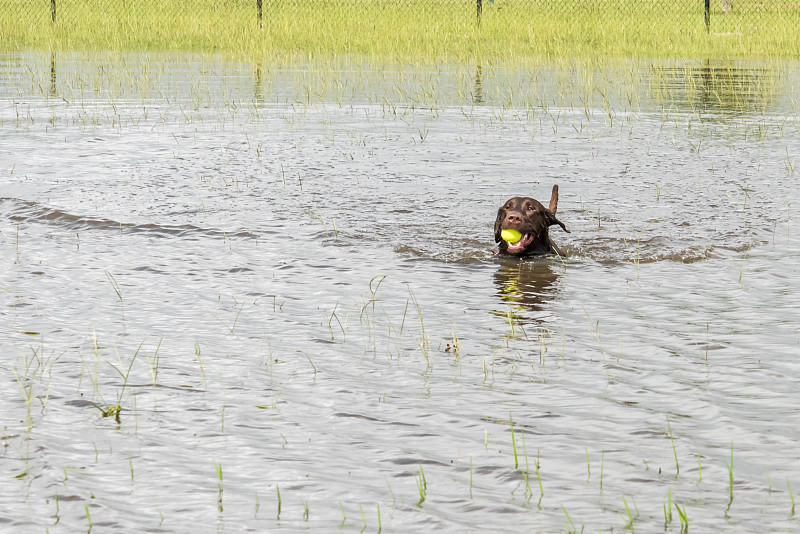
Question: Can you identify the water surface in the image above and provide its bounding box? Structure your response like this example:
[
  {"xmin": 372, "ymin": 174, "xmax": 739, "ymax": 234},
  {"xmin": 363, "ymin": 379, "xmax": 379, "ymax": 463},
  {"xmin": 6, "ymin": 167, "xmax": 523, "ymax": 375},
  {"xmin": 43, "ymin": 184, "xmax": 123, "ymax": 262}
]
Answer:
[{"xmin": 1, "ymin": 51, "xmax": 799, "ymax": 532}]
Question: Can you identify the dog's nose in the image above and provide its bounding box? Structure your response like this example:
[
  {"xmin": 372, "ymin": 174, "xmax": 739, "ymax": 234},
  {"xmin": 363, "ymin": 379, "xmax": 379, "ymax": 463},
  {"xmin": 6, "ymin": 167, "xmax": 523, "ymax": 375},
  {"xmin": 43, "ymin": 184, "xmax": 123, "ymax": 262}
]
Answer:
[{"xmin": 505, "ymin": 213, "xmax": 522, "ymax": 225}]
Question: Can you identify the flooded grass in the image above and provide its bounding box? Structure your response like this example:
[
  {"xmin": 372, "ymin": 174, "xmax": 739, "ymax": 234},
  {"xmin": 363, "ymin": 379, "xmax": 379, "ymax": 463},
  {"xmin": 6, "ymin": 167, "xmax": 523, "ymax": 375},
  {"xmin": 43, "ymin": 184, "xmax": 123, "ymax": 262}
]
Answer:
[
  {"xmin": 1, "ymin": 51, "xmax": 800, "ymax": 531},
  {"xmin": 2, "ymin": 0, "xmax": 800, "ymax": 59}
]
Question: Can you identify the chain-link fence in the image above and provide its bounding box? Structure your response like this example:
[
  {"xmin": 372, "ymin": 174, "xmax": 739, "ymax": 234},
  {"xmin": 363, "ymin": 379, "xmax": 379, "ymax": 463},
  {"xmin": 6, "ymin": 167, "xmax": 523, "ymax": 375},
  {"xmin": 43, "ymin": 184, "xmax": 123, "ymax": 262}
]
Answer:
[{"xmin": 1, "ymin": 0, "xmax": 798, "ymax": 38}]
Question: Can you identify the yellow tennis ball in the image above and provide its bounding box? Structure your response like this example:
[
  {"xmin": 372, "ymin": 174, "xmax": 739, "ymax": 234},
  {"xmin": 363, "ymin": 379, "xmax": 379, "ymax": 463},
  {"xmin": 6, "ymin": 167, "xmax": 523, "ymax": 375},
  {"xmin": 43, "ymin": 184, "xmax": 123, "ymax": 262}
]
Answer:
[{"xmin": 501, "ymin": 229, "xmax": 522, "ymax": 242}]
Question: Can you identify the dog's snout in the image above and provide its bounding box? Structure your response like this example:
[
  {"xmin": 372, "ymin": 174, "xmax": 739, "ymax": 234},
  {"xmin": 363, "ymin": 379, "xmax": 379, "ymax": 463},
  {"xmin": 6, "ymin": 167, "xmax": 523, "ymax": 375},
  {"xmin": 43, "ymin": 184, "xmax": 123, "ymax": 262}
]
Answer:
[{"xmin": 505, "ymin": 212, "xmax": 523, "ymax": 225}]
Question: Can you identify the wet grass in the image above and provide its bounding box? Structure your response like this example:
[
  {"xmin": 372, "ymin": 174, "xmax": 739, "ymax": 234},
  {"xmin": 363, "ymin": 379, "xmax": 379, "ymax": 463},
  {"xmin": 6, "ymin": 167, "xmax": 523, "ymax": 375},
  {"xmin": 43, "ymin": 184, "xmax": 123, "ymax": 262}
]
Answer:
[{"xmin": 1, "ymin": 0, "xmax": 800, "ymax": 60}]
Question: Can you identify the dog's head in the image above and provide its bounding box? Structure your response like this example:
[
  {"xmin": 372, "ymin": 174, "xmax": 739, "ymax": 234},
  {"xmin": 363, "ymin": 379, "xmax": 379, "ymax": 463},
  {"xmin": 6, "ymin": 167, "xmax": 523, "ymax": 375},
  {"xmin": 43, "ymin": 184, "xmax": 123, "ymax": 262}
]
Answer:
[{"xmin": 494, "ymin": 185, "xmax": 569, "ymax": 256}]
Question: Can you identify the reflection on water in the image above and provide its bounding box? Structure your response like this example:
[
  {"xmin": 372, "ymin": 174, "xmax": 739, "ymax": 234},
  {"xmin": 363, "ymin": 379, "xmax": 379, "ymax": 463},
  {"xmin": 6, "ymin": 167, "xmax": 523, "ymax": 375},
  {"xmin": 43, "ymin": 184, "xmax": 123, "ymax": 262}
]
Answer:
[
  {"xmin": 650, "ymin": 60, "xmax": 780, "ymax": 114},
  {"xmin": 492, "ymin": 257, "xmax": 561, "ymax": 317},
  {"xmin": 49, "ymin": 51, "xmax": 56, "ymax": 97},
  {"xmin": 473, "ymin": 64, "xmax": 484, "ymax": 104},
  {"xmin": 254, "ymin": 63, "xmax": 263, "ymax": 103}
]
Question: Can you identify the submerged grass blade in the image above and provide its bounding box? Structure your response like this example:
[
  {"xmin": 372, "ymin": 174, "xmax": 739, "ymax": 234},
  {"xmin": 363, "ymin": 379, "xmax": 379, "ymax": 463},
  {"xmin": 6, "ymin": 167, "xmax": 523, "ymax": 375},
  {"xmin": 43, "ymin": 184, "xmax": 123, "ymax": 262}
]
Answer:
[
  {"xmin": 510, "ymin": 412, "xmax": 518, "ymax": 469},
  {"xmin": 666, "ymin": 415, "xmax": 679, "ymax": 475},
  {"xmin": 675, "ymin": 502, "xmax": 689, "ymax": 532},
  {"xmin": 416, "ymin": 465, "xmax": 427, "ymax": 507},
  {"xmin": 728, "ymin": 441, "xmax": 734, "ymax": 507}
]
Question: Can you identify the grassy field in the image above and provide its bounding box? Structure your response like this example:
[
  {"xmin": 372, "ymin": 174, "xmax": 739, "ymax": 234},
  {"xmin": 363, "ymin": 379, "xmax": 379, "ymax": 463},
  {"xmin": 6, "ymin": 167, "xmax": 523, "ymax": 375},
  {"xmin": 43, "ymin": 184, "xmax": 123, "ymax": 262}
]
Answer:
[{"xmin": 1, "ymin": 0, "xmax": 799, "ymax": 60}]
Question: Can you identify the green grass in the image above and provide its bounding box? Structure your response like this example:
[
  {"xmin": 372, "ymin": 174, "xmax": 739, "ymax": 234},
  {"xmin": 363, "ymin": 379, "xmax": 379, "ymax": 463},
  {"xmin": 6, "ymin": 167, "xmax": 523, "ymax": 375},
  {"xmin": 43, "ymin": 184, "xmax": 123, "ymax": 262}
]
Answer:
[{"xmin": 1, "ymin": 0, "xmax": 799, "ymax": 60}]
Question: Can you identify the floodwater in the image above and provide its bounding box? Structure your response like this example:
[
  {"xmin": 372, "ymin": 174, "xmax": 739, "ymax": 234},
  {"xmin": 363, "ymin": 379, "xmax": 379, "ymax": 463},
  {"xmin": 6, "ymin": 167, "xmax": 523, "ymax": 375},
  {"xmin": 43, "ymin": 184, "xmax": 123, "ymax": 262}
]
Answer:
[{"xmin": 1, "ymin": 51, "xmax": 799, "ymax": 533}]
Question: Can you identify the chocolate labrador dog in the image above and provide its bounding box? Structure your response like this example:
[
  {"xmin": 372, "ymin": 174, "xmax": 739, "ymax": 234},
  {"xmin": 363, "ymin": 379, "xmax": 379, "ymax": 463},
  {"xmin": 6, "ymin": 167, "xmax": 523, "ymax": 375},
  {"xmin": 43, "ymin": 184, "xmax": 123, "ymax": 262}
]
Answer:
[{"xmin": 494, "ymin": 185, "xmax": 569, "ymax": 257}]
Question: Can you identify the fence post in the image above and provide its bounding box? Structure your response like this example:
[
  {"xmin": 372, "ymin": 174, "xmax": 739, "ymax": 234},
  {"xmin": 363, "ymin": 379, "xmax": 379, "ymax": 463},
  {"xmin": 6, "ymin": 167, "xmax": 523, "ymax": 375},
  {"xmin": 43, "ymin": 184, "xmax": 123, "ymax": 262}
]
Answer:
[
  {"xmin": 704, "ymin": 0, "xmax": 710, "ymax": 32},
  {"xmin": 51, "ymin": 0, "xmax": 56, "ymax": 22},
  {"xmin": 257, "ymin": 0, "xmax": 263, "ymax": 27},
  {"xmin": 477, "ymin": 0, "xmax": 482, "ymax": 24}
]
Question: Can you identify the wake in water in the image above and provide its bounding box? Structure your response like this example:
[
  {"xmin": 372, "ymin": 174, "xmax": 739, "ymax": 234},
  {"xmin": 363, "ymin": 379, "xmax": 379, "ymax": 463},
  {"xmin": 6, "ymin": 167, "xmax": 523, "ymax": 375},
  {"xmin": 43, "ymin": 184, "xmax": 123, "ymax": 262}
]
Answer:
[{"xmin": 0, "ymin": 197, "xmax": 255, "ymax": 239}]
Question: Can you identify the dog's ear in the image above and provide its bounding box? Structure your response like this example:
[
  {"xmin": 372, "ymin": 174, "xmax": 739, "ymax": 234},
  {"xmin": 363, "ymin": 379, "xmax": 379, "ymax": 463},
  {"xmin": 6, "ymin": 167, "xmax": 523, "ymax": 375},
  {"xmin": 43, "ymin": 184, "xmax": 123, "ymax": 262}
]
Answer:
[
  {"xmin": 547, "ymin": 185, "xmax": 569, "ymax": 232},
  {"xmin": 548, "ymin": 184, "xmax": 559, "ymax": 215},
  {"xmin": 547, "ymin": 211, "xmax": 570, "ymax": 233},
  {"xmin": 494, "ymin": 207, "xmax": 504, "ymax": 243}
]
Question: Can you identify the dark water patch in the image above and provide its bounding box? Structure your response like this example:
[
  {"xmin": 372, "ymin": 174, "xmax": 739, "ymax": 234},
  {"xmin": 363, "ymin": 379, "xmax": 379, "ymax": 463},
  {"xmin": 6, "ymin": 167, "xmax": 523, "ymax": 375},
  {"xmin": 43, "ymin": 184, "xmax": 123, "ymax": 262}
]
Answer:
[
  {"xmin": 64, "ymin": 399, "xmax": 96, "ymax": 408},
  {"xmin": 390, "ymin": 458, "xmax": 451, "ymax": 467},
  {"xmin": 131, "ymin": 265, "xmax": 166, "ymax": 273},
  {"xmin": 125, "ymin": 383, "xmax": 207, "ymax": 393},
  {"xmin": 333, "ymin": 412, "xmax": 385, "ymax": 422},
  {"xmin": 224, "ymin": 266, "xmax": 254, "ymax": 273}
]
